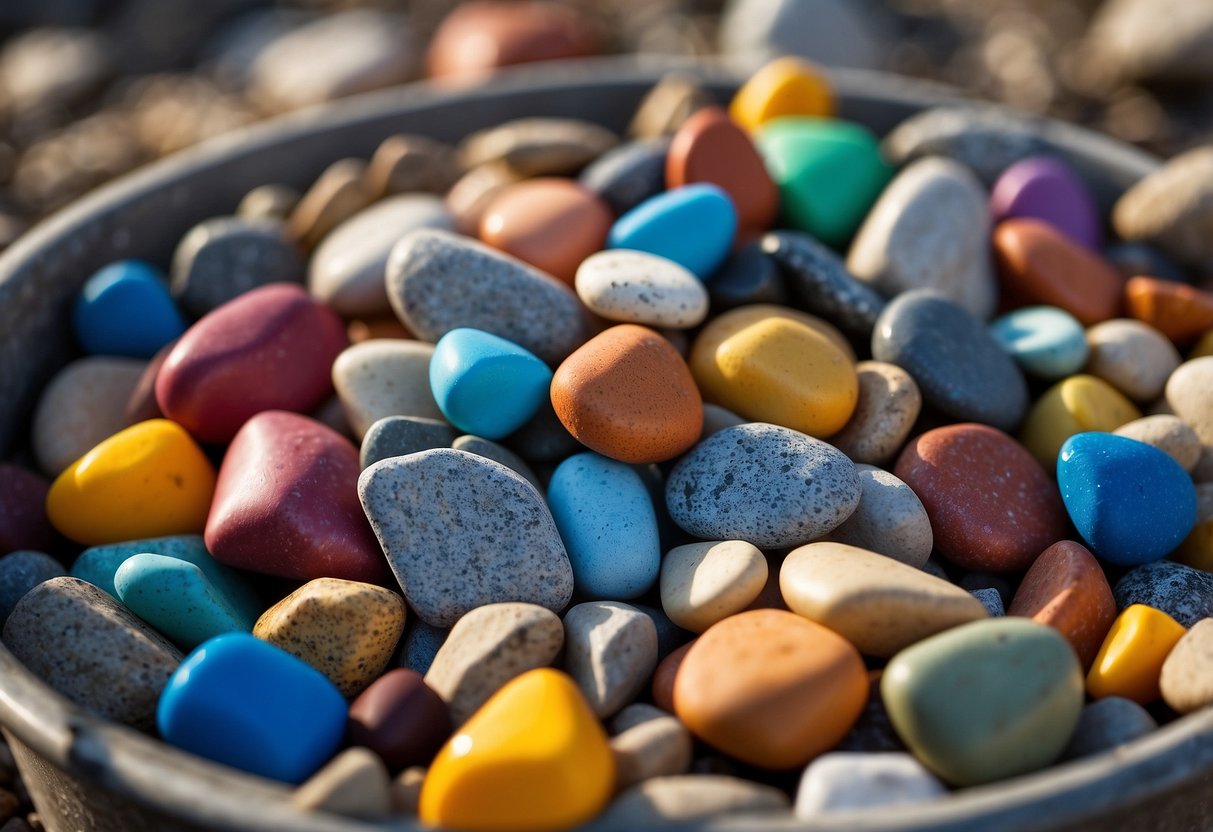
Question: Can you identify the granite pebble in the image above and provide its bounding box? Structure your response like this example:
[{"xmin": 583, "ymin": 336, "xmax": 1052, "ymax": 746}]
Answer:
[{"xmin": 563, "ymin": 601, "xmax": 658, "ymax": 718}]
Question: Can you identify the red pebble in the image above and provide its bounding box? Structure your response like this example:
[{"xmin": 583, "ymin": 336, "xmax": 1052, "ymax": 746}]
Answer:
[
  {"xmin": 347, "ymin": 668, "xmax": 452, "ymax": 769},
  {"xmin": 0, "ymin": 464, "xmax": 55, "ymax": 555}
]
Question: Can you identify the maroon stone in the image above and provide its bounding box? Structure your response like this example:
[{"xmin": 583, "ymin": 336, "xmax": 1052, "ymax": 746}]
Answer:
[
  {"xmin": 0, "ymin": 464, "xmax": 55, "ymax": 555},
  {"xmin": 205, "ymin": 410, "xmax": 388, "ymax": 583},
  {"xmin": 894, "ymin": 423, "xmax": 1069, "ymax": 572},
  {"xmin": 124, "ymin": 339, "xmax": 175, "ymax": 425},
  {"xmin": 155, "ymin": 283, "xmax": 347, "ymax": 444},
  {"xmin": 347, "ymin": 669, "xmax": 452, "ymax": 769}
]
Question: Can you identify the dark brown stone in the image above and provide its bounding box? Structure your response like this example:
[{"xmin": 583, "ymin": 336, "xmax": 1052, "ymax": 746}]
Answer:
[{"xmin": 347, "ymin": 669, "xmax": 453, "ymax": 769}]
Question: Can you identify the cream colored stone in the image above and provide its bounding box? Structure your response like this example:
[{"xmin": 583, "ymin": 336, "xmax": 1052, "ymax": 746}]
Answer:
[
  {"xmin": 660, "ymin": 540, "xmax": 768, "ymax": 633},
  {"xmin": 332, "ymin": 339, "xmax": 443, "ymax": 438}
]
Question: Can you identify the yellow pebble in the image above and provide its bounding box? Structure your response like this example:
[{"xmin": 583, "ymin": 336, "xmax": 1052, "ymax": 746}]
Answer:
[
  {"xmin": 1020, "ymin": 374, "xmax": 1142, "ymax": 468},
  {"xmin": 420, "ymin": 668, "xmax": 614, "ymax": 832},
  {"xmin": 1190, "ymin": 329, "xmax": 1213, "ymax": 360},
  {"xmin": 46, "ymin": 419, "xmax": 216, "ymax": 546},
  {"xmin": 729, "ymin": 57, "xmax": 834, "ymax": 132},
  {"xmin": 1174, "ymin": 485, "xmax": 1213, "ymax": 571},
  {"xmin": 1086, "ymin": 604, "xmax": 1186, "ymax": 704}
]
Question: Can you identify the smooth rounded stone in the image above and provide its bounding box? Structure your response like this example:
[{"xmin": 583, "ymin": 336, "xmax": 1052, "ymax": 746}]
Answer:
[
  {"xmin": 795, "ymin": 752, "xmax": 946, "ymax": 817},
  {"xmin": 1159, "ymin": 619, "xmax": 1213, "ymax": 714},
  {"xmin": 761, "ymin": 230, "xmax": 888, "ymax": 342},
  {"xmin": 399, "ymin": 620, "xmax": 448, "ymax": 676},
  {"xmin": 1084, "ymin": 0, "xmax": 1213, "ymax": 83},
  {"xmin": 847, "ymin": 157, "xmax": 996, "ymax": 319},
  {"xmin": 1113, "ymin": 146, "xmax": 1213, "ymax": 273},
  {"xmin": 563, "ymin": 601, "xmax": 658, "ymax": 719},
  {"xmin": 254, "ymin": 578, "xmax": 405, "ymax": 697},
  {"xmin": 332, "ymin": 339, "xmax": 443, "ymax": 439},
  {"xmin": 1177, "ymin": 483, "xmax": 1213, "ymax": 571},
  {"xmin": 720, "ymin": 0, "xmax": 887, "ymax": 69},
  {"xmin": 607, "ymin": 184, "xmax": 737, "ymax": 280},
  {"xmin": 348, "ymin": 668, "xmax": 451, "ymax": 770},
  {"xmin": 971, "ymin": 588, "xmax": 1005, "ymax": 617},
  {"xmin": 781, "ymin": 542, "xmax": 987, "ymax": 657},
  {"xmin": 3, "ymin": 577, "xmax": 182, "ymax": 731},
  {"xmin": 47, "ymin": 420, "xmax": 216, "ymax": 546},
  {"xmin": 728, "ymin": 56, "xmax": 835, "ymax": 132},
  {"xmin": 674, "ymin": 609, "xmax": 867, "ymax": 769},
  {"xmin": 628, "ymin": 73, "xmax": 715, "ymax": 139},
  {"xmin": 158, "ymin": 633, "xmax": 346, "ymax": 784},
  {"xmin": 157, "ymin": 283, "xmax": 348, "ymax": 444},
  {"xmin": 169, "ymin": 217, "xmax": 305, "ymax": 318},
  {"xmin": 450, "ymin": 435, "xmax": 541, "ymax": 493},
  {"xmin": 609, "ymin": 706, "xmax": 693, "ymax": 792},
  {"xmin": 1061, "ymin": 697, "xmax": 1158, "ymax": 761},
  {"xmin": 1106, "ymin": 242, "xmax": 1189, "ymax": 284},
  {"xmin": 361, "ymin": 449, "xmax": 573, "ymax": 627},
  {"xmin": 667, "ymin": 423, "xmax": 859, "ymax": 549},
  {"xmin": 593, "ymin": 775, "xmax": 789, "ymax": 827},
  {"xmin": 551, "ymin": 324, "xmax": 702, "ymax": 464},
  {"xmin": 708, "ymin": 242, "xmax": 788, "ymax": 312},
  {"xmin": 292, "ymin": 747, "xmax": 394, "ymax": 821},
  {"xmin": 1124, "ymin": 276, "xmax": 1213, "ymax": 346},
  {"xmin": 631, "ymin": 603, "xmax": 693, "ymax": 664},
  {"xmin": 895, "ymin": 423, "xmax": 1069, "ymax": 572},
  {"xmin": 392, "ymin": 767, "xmax": 426, "ymax": 815},
  {"xmin": 830, "ymin": 362, "xmax": 922, "ymax": 466},
  {"xmin": 0, "ymin": 27, "xmax": 111, "ymax": 113},
  {"xmin": 237, "ymin": 184, "xmax": 300, "ymax": 221},
  {"xmin": 1086, "ymin": 319, "xmax": 1181, "ymax": 402},
  {"xmin": 1166, "ymin": 357, "xmax": 1213, "ymax": 445},
  {"xmin": 651, "ymin": 641, "xmax": 693, "ymax": 713},
  {"xmin": 360, "ymin": 416, "xmax": 456, "ymax": 470},
  {"xmin": 990, "ymin": 306, "xmax": 1090, "ymax": 379},
  {"xmin": 0, "ymin": 551, "xmax": 64, "ymax": 624},
  {"xmin": 424, "ymin": 602, "xmax": 563, "ymax": 726},
  {"xmin": 73, "ymin": 260, "xmax": 185, "ymax": 359},
  {"xmin": 445, "ymin": 163, "xmax": 522, "ymax": 235},
  {"xmin": 660, "ymin": 541, "xmax": 767, "ymax": 634},
  {"xmin": 0, "ymin": 465, "xmax": 54, "ymax": 556},
  {"xmin": 366, "ymin": 134, "xmax": 460, "ymax": 199},
  {"xmin": 575, "ymin": 250, "xmax": 709, "ymax": 330},
  {"xmin": 1114, "ymin": 415, "xmax": 1201, "ymax": 472},
  {"xmin": 288, "ymin": 158, "xmax": 374, "ymax": 249},
  {"xmin": 700, "ymin": 404, "xmax": 746, "ymax": 440},
  {"xmin": 309, "ymin": 195, "xmax": 453, "ymax": 319},
  {"xmin": 1114, "ymin": 561, "xmax": 1213, "ymax": 628},
  {"xmin": 1058, "ymin": 432, "xmax": 1196, "ymax": 566},
  {"xmin": 458, "ymin": 118, "xmax": 617, "ymax": 178},
  {"xmin": 883, "ymin": 618, "xmax": 1084, "ymax": 786},
  {"xmin": 206, "ymin": 411, "xmax": 387, "ymax": 584},
  {"xmin": 579, "ymin": 138, "xmax": 669, "ymax": 215},
  {"xmin": 824, "ymin": 465, "xmax": 933, "ymax": 568},
  {"xmin": 32, "ymin": 355, "xmax": 145, "ymax": 476},
  {"xmin": 387, "ymin": 229, "xmax": 588, "ymax": 365},
  {"xmin": 1020, "ymin": 375, "xmax": 1143, "ymax": 469},
  {"xmin": 123, "ymin": 339, "xmax": 173, "ymax": 424},
  {"xmin": 990, "ymin": 156, "xmax": 1102, "ymax": 250}
]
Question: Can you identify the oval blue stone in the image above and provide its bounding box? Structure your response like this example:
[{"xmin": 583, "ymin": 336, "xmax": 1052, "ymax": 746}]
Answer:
[
  {"xmin": 73, "ymin": 260, "xmax": 185, "ymax": 358},
  {"xmin": 607, "ymin": 183, "xmax": 737, "ymax": 279}
]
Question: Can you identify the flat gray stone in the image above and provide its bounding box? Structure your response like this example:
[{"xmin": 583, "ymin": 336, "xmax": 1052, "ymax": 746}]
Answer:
[
  {"xmin": 563, "ymin": 601, "xmax": 658, "ymax": 719},
  {"xmin": 360, "ymin": 416, "xmax": 456, "ymax": 470},
  {"xmin": 0, "ymin": 550, "xmax": 64, "ymax": 624}
]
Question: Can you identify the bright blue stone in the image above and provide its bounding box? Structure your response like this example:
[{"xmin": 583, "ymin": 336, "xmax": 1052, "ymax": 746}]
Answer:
[
  {"xmin": 1058, "ymin": 432, "xmax": 1197, "ymax": 566},
  {"xmin": 546, "ymin": 452, "xmax": 660, "ymax": 599},
  {"xmin": 114, "ymin": 553, "xmax": 255, "ymax": 649},
  {"xmin": 157, "ymin": 633, "xmax": 346, "ymax": 783},
  {"xmin": 72, "ymin": 260, "xmax": 185, "ymax": 358},
  {"xmin": 989, "ymin": 306, "xmax": 1089, "ymax": 379},
  {"xmin": 606, "ymin": 183, "xmax": 738, "ymax": 279},
  {"xmin": 429, "ymin": 328, "xmax": 553, "ymax": 440}
]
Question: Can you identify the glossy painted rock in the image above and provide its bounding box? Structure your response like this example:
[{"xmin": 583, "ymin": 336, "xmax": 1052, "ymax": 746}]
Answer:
[
  {"xmin": 673, "ymin": 609, "xmax": 867, "ymax": 769},
  {"xmin": 0, "ymin": 465, "xmax": 54, "ymax": 555},
  {"xmin": 156, "ymin": 283, "xmax": 348, "ymax": 443},
  {"xmin": 894, "ymin": 423, "xmax": 1069, "ymax": 572},
  {"xmin": 728, "ymin": 57, "xmax": 834, "ymax": 132},
  {"xmin": 332, "ymin": 339, "xmax": 443, "ymax": 439},
  {"xmin": 1058, "ymin": 433, "xmax": 1196, "ymax": 566},
  {"xmin": 114, "ymin": 553, "xmax": 255, "ymax": 649},
  {"xmin": 824, "ymin": 465, "xmax": 934, "ymax": 568},
  {"xmin": 1086, "ymin": 604, "xmax": 1186, "ymax": 704},
  {"xmin": 1085, "ymin": 318, "xmax": 1180, "ymax": 402},
  {"xmin": 1124, "ymin": 275, "xmax": 1213, "ymax": 346},
  {"xmin": 990, "ymin": 157, "xmax": 1102, "ymax": 250},
  {"xmin": 883, "ymin": 618, "xmax": 1084, "ymax": 786},
  {"xmin": 1114, "ymin": 561, "xmax": 1213, "ymax": 628},
  {"xmin": 551, "ymin": 324, "xmax": 702, "ymax": 464},
  {"xmin": 563, "ymin": 601, "xmax": 658, "ymax": 718},
  {"xmin": 574, "ymin": 250, "xmax": 709, "ymax": 329},
  {"xmin": 73, "ymin": 260, "xmax": 185, "ymax": 359},
  {"xmin": 660, "ymin": 540, "xmax": 768, "ymax": 634},
  {"xmin": 158, "ymin": 633, "xmax": 346, "ymax": 783},
  {"xmin": 829, "ymin": 362, "xmax": 922, "ymax": 465},
  {"xmin": 347, "ymin": 668, "xmax": 451, "ymax": 769},
  {"xmin": 607, "ymin": 184, "xmax": 737, "ymax": 279},
  {"xmin": 1020, "ymin": 374, "xmax": 1142, "ymax": 468},
  {"xmin": 990, "ymin": 306, "xmax": 1089, "ymax": 379},
  {"xmin": 46, "ymin": 419, "xmax": 216, "ymax": 546}
]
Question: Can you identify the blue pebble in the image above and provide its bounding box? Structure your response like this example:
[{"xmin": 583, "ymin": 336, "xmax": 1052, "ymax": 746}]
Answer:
[
  {"xmin": 115, "ymin": 553, "xmax": 255, "ymax": 649},
  {"xmin": 989, "ymin": 306, "xmax": 1089, "ymax": 379},
  {"xmin": 72, "ymin": 260, "xmax": 185, "ymax": 358},
  {"xmin": 157, "ymin": 633, "xmax": 346, "ymax": 783},
  {"xmin": 429, "ymin": 328, "xmax": 553, "ymax": 440},
  {"xmin": 1058, "ymin": 432, "xmax": 1197, "ymax": 566},
  {"xmin": 607, "ymin": 183, "xmax": 738, "ymax": 279},
  {"xmin": 546, "ymin": 452, "xmax": 660, "ymax": 599}
]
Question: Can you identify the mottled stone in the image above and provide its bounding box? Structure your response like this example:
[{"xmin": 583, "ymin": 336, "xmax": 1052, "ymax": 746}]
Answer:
[
  {"xmin": 829, "ymin": 361, "xmax": 922, "ymax": 466},
  {"xmin": 399, "ymin": 620, "xmax": 448, "ymax": 676},
  {"xmin": 170, "ymin": 217, "xmax": 304, "ymax": 318},
  {"xmin": 1114, "ymin": 561, "xmax": 1213, "ymax": 627}
]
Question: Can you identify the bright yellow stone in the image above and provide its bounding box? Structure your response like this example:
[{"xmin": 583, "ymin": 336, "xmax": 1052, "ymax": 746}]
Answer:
[
  {"xmin": 46, "ymin": 419, "xmax": 216, "ymax": 546},
  {"xmin": 419, "ymin": 668, "xmax": 614, "ymax": 832},
  {"xmin": 1020, "ymin": 374, "xmax": 1142, "ymax": 468},
  {"xmin": 729, "ymin": 57, "xmax": 835, "ymax": 132},
  {"xmin": 1086, "ymin": 604, "xmax": 1186, "ymax": 704}
]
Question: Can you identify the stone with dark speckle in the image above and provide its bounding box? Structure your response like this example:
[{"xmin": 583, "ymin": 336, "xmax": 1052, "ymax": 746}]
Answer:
[
  {"xmin": 1061, "ymin": 697, "xmax": 1157, "ymax": 760},
  {"xmin": 0, "ymin": 550, "xmax": 65, "ymax": 624},
  {"xmin": 1114, "ymin": 561, "xmax": 1213, "ymax": 627},
  {"xmin": 360, "ymin": 416, "xmax": 456, "ymax": 470},
  {"xmin": 451, "ymin": 435, "xmax": 542, "ymax": 492},
  {"xmin": 399, "ymin": 619, "xmax": 448, "ymax": 675}
]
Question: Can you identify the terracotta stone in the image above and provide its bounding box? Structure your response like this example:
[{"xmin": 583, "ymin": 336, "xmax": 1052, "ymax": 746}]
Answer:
[
  {"xmin": 1124, "ymin": 275, "xmax": 1213, "ymax": 346},
  {"xmin": 445, "ymin": 163, "xmax": 522, "ymax": 235},
  {"xmin": 348, "ymin": 669, "xmax": 452, "ymax": 769},
  {"xmin": 652, "ymin": 641, "xmax": 694, "ymax": 713},
  {"xmin": 894, "ymin": 423, "xmax": 1069, "ymax": 572}
]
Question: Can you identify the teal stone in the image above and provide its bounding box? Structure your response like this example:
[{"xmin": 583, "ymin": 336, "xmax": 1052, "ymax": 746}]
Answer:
[
  {"xmin": 755, "ymin": 117, "xmax": 892, "ymax": 248},
  {"xmin": 989, "ymin": 306, "xmax": 1089, "ymax": 379},
  {"xmin": 114, "ymin": 553, "xmax": 255, "ymax": 649},
  {"xmin": 881, "ymin": 618, "xmax": 1084, "ymax": 786}
]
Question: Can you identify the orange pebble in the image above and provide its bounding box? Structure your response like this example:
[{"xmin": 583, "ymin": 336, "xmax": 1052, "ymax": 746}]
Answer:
[
  {"xmin": 651, "ymin": 640, "xmax": 694, "ymax": 713},
  {"xmin": 1124, "ymin": 275, "xmax": 1213, "ymax": 346}
]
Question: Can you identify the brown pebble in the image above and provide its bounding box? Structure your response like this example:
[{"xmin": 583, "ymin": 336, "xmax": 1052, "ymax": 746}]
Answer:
[
  {"xmin": 629, "ymin": 73, "xmax": 715, "ymax": 139},
  {"xmin": 391, "ymin": 767, "xmax": 426, "ymax": 815},
  {"xmin": 347, "ymin": 318, "xmax": 413, "ymax": 343},
  {"xmin": 458, "ymin": 118, "xmax": 618, "ymax": 178},
  {"xmin": 365, "ymin": 134, "xmax": 461, "ymax": 198},
  {"xmin": 830, "ymin": 361, "xmax": 922, "ymax": 465},
  {"xmin": 347, "ymin": 669, "xmax": 452, "ymax": 769},
  {"xmin": 123, "ymin": 341, "xmax": 174, "ymax": 425},
  {"xmin": 288, "ymin": 158, "xmax": 373, "ymax": 248},
  {"xmin": 1124, "ymin": 275, "xmax": 1213, "ymax": 346},
  {"xmin": 237, "ymin": 184, "xmax": 300, "ymax": 221},
  {"xmin": 445, "ymin": 163, "xmax": 522, "ymax": 235}
]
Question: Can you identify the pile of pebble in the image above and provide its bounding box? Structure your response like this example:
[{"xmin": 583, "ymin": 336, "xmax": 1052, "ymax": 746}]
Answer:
[{"xmin": 8, "ymin": 56, "xmax": 1213, "ymax": 830}]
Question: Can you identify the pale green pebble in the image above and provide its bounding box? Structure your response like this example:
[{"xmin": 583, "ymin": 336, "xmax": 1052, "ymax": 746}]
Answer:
[{"xmin": 114, "ymin": 553, "xmax": 255, "ymax": 649}]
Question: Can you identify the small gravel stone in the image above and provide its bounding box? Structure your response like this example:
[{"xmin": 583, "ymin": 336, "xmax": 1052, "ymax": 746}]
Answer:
[
  {"xmin": 971, "ymin": 588, "xmax": 1006, "ymax": 617},
  {"xmin": 1114, "ymin": 415, "xmax": 1202, "ymax": 472},
  {"xmin": 824, "ymin": 464, "xmax": 933, "ymax": 569},
  {"xmin": 795, "ymin": 752, "xmax": 946, "ymax": 817},
  {"xmin": 292, "ymin": 747, "xmax": 393, "ymax": 820},
  {"xmin": 563, "ymin": 601, "xmax": 659, "ymax": 719},
  {"xmin": 609, "ymin": 705, "xmax": 693, "ymax": 792},
  {"xmin": 829, "ymin": 361, "xmax": 922, "ymax": 466}
]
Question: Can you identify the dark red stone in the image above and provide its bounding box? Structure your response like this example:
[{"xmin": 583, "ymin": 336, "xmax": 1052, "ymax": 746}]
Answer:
[
  {"xmin": 0, "ymin": 464, "xmax": 55, "ymax": 555},
  {"xmin": 347, "ymin": 668, "xmax": 452, "ymax": 769},
  {"xmin": 124, "ymin": 339, "xmax": 175, "ymax": 425}
]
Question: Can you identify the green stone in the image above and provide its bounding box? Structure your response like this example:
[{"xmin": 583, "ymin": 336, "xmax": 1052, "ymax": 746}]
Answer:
[
  {"xmin": 881, "ymin": 618, "xmax": 1084, "ymax": 786},
  {"xmin": 114, "ymin": 553, "xmax": 254, "ymax": 649},
  {"xmin": 755, "ymin": 117, "xmax": 892, "ymax": 249}
]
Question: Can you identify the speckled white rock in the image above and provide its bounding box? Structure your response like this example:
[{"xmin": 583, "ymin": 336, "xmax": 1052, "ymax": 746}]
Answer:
[
  {"xmin": 659, "ymin": 540, "xmax": 768, "ymax": 633},
  {"xmin": 1085, "ymin": 319, "xmax": 1181, "ymax": 402},
  {"xmin": 824, "ymin": 465, "xmax": 933, "ymax": 568},
  {"xmin": 563, "ymin": 601, "xmax": 658, "ymax": 719},
  {"xmin": 1166, "ymin": 357, "xmax": 1213, "ymax": 445},
  {"xmin": 358, "ymin": 449, "xmax": 573, "ymax": 627},
  {"xmin": 574, "ymin": 250, "xmax": 709, "ymax": 329},
  {"xmin": 332, "ymin": 339, "xmax": 444, "ymax": 438},
  {"xmin": 795, "ymin": 752, "xmax": 946, "ymax": 817},
  {"xmin": 1114, "ymin": 415, "xmax": 1202, "ymax": 472},
  {"xmin": 829, "ymin": 361, "xmax": 922, "ymax": 465},
  {"xmin": 609, "ymin": 704, "xmax": 693, "ymax": 791}
]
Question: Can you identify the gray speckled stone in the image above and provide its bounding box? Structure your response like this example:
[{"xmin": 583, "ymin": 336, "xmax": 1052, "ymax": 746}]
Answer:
[
  {"xmin": 971, "ymin": 588, "xmax": 1005, "ymax": 617},
  {"xmin": 359, "ymin": 449, "xmax": 574, "ymax": 627},
  {"xmin": 708, "ymin": 242, "xmax": 788, "ymax": 312},
  {"xmin": 1061, "ymin": 697, "xmax": 1157, "ymax": 760},
  {"xmin": 386, "ymin": 229, "xmax": 590, "ymax": 365},
  {"xmin": 665, "ymin": 423, "xmax": 860, "ymax": 549},
  {"xmin": 579, "ymin": 138, "xmax": 670, "ymax": 215},
  {"xmin": 399, "ymin": 619, "xmax": 448, "ymax": 675},
  {"xmin": 760, "ymin": 230, "xmax": 886, "ymax": 341},
  {"xmin": 872, "ymin": 289, "xmax": 1028, "ymax": 431},
  {"xmin": 825, "ymin": 465, "xmax": 933, "ymax": 569},
  {"xmin": 451, "ymin": 435, "xmax": 541, "ymax": 493},
  {"xmin": 360, "ymin": 415, "xmax": 456, "ymax": 470},
  {"xmin": 2, "ymin": 577, "xmax": 182, "ymax": 731},
  {"xmin": 882, "ymin": 107, "xmax": 1052, "ymax": 186},
  {"xmin": 170, "ymin": 216, "xmax": 304, "ymax": 318},
  {"xmin": 0, "ymin": 550, "xmax": 64, "ymax": 624},
  {"xmin": 1114, "ymin": 561, "xmax": 1213, "ymax": 627},
  {"xmin": 563, "ymin": 601, "xmax": 658, "ymax": 719}
]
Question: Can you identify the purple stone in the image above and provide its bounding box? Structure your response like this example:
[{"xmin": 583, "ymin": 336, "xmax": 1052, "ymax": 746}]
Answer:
[{"xmin": 990, "ymin": 157, "xmax": 1103, "ymax": 250}]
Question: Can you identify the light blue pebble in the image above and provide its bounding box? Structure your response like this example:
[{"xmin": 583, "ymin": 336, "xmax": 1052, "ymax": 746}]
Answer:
[
  {"xmin": 114, "ymin": 553, "xmax": 255, "ymax": 649},
  {"xmin": 72, "ymin": 260, "xmax": 186, "ymax": 358},
  {"xmin": 429, "ymin": 328, "xmax": 553, "ymax": 440},
  {"xmin": 157, "ymin": 633, "xmax": 346, "ymax": 783},
  {"xmin": 989, "ymin": 306, "xmax": 1088, "ymax": 378},
  {"xmin": 546, "ymin": 452, "xmax": 660, "ymax": 599},
  {"xmin": 1058, "ymin": 432, "xmax": 1197, "ymax": 567},
  {"xmin": 607, "ymin": 183, "xmax": 738, "ymax": 279}
]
